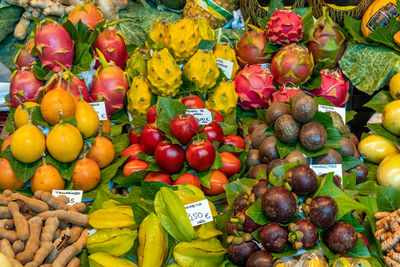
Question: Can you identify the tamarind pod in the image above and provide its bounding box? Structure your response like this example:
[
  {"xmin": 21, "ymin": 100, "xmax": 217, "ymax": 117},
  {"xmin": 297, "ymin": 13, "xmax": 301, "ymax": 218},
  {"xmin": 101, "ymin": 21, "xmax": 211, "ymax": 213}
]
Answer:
[
  {"xmin": 52, "ymin": 229, "xmax": 89, "ymax": 267},
  {"xmin": 68, "ymin": 226, "xmax": 84, "ymax": 245},
  {"xmin": 4, "ymin": 0, "xmax": 29, "ymax": 8},
  {"xmin": 138, "ymin": 213, "xmax": 167, "ymax": 267},
  {"xmin": 16, "ymin": 217, "xmax": 43, "ymax": 264},
  {"xmin": 87, "ymin": 228, "xmax": 137, "ymax": 257},
  {"xmin": 10, "ymin": 193, "xmax": 48, "ymax": 213},
  {"xmin": 39, "ymin": 264, "xmax": 53, "ymax": 267},
  {"xmin": 112, "ymin": 0, "xmax": 128, "ymax": 10},
  {"xmin": 37, "ymin": 210, "xmax": 89, "ymax": 226},
  {"xmin": 0, "ymin": 195, "xmax": 11, "ymax": 206},
  {"xmin": 45, "ymin": 228, "xmax": 73, "ymax": 264},
  {"xmin": 41, "ymin": 217, "xmax": 60, "ymax": 243},
  {"xmin": 89, "ymin": 206, "xmax": 136, "ymax": 229},
  {"xmin": 34, "ymin": 191, "xmax": 67, "ymax": 211},
  {"xmin": 1, "ymin": 239, "xmax": 15, "ymax": 259},
  {"xmin": 12, "ymin": 240, "xmax": 24, "ymax": 254},
  {"xmin": 58, "ymin": 220, "xmax": 70, "ymax": 230},
  {"xmin": 66, "ymin": 257, "xmax": 80, "ymax": 267},
  {"xmin": 0, "ymin": 206, "xmax": 12, "ymax": 219},
  {"xmin": 88, "ymin": 252, "xmax": 138, "ymax": 267},
  {"xmin": 0, "ymin": 229, "xmax": 17, "ymax": 242},
  {"xmin": 3, "ymin": 190, "xmax": 12, "ymax": 197},
  {"xmin": 25, "ymin": 242, "xmax": 53, "ymax": 267},
  {"xmin": 9, "ymin": 259, "xmax": 23, "ymax": 267},
  {"xmin": 56, "ymin": 195, "xmax": 70, "ymax": 205},
  {"xmin": 67, "ymin": 202, "xmax": 86, "ymax": 213},
  {"xmin": 95, "ymin": 0, "xmax": 118, "ymax": 21},
  {"xmin": 0, "ymin": 219, "xmax": 14, "ymax": 230},
  {"xmin": 8, "ymin": 202, "xmax": 29, "ymax": 241}
]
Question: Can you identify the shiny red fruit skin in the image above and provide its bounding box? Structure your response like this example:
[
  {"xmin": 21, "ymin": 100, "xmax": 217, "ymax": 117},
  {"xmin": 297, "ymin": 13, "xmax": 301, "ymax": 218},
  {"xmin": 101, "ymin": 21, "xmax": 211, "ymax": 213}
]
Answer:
[
  {"xmin": 201, "ymin": 121, "xmax": 224, "ymax": 147},
  {"xmin": 219, "ymin": 152, "xmax": 241, "ymax": 177},
  {"xmin": 186, "ymin": 139, "xmax": 216, "ymax": 172},
  {"xmin": 170, "ymin": 114, "xmax": 200, "ymax": 146},
  {"xmin": 140, "ymin": 124, "xmax": 164, "ymax": 155},
  {"xmin": 173, "ymin": 173, "xmax": 201, "ymax": 189},
  {"xmin": 202, "ymin": 170, "xmax": 229, "ymax": 195},
  {"xmin": 144, "ymin": 172, "xmax": 172, "ymax": 185},
  {"xmin": 154, "ymin": 141, "xmax": 185, "ymax": 174},
  {"xmin": 211, "ymin": 110, "xmax": 224, "ymax": 122},
  {"xmin": 181, "ymin": 95, "xmax": 205, "ymax": 108},
  {"xmin": 121, "ymin": 144, "xmax": 144, "ymax": 162},
  {"xmin": 129, "ymin": 128, "xmax": 141, "ymax": 145},
  {"xmin": 147, "ymin": 105, "xmax": 157, "ymax": 123},
  {"xmin": 123, "ymin": 159, "xmax": 148, "ymax": 177},
  {"xmin": 224, "ymin": 135, "xmax": 245, "ymax": 155}
]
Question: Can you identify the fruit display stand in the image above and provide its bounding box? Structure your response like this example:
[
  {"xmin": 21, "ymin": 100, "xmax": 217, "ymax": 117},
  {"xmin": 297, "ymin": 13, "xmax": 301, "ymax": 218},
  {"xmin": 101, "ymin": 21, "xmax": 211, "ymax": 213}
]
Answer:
[{"xmin": 1, "ymin": 0, "xmax": 400, "ymax": 266}]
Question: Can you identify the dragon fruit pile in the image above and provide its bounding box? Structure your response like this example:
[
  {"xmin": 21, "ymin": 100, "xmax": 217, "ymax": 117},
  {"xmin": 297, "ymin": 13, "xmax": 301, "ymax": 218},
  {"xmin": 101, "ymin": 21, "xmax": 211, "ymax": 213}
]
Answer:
[{"xmin": 234, "ymin": 8, "xmax": 349, "ymax": 109}]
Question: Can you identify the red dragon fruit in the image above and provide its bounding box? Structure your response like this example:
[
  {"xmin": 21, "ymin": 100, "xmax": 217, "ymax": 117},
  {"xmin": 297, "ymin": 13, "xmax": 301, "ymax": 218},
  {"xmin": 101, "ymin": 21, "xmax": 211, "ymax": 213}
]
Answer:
[
  {"xmin": 15, "ymin": 38, "xmax": 37, "ymax": 70},
  {"xmin": 234, "ymin": 65, "xmax": 276, "ymax": 110},
  {"xmin": 236, "ymin": 24, "xmax": 269, "ymax": 68},
  {"xmin": 34, "ymin": 19, "xmax": 74, "ymax": 72},
  {"xmin": 68, "ymin": 2, "xmax": 104, "ymax": 30},
  {"xmin": 93, "ymin": 29, "xmax": 129, "ymax": 69},
  {"xmin": 8, "ymin": 68, "xmax": 44, "ymax": 108},
  {"xmin": 266, "ymin": 8, "xmax": 303, "ymax": 46},
  {"xmin": 309, "ymin": 69, "xmax": 349, "ymax": 107},
  {"xmin": 90, "ymin": 65, "xmax": 129, "ymax": 117},
  {"xmin": 45, "ymin": 73, "xmax": 90, "ymax": 102},
  {"xmin": 270, "ymin": 43, "xmax": 314, "ymax": 86},
  {"xmin": 270, "ymin": 85, "xmax": 301, "ymax": 104}
]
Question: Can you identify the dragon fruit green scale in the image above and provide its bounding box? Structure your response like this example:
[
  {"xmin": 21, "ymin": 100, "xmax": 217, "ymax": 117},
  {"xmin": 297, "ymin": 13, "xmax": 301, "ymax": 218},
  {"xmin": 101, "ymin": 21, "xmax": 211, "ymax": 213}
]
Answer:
[
  {"xmin": 183, "ymin": 49, "xmax": 220, "ymax": 92},
  {"xmin": 147, "ymin": 48, "xmax": 182, "ymax": 97}
]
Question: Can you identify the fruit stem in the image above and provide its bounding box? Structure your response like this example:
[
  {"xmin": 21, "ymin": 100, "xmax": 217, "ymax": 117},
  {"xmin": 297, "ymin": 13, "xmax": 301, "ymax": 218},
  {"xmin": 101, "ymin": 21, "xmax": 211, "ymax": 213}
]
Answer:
[
  {"xmin": 41, "ymin": 153, "xmax": 47, "ymax": 166},
  {"xmin": 14, "ymin": 95, "xmax": 26, "ymax": 110},
  {"xmin": 54, "ymin": 60, "xmax": 76, "ymax": 79},
  {"xmin": 83, "ymin": 142, "xmax": 87, "ymax": 158},
  {"xmin": 99, "ymin": 121, "xmax": 104, "ymax": 136},
  {"xmin": 95, "ymin": 48, "xmax": 110, "ymax": 69},
  {"xmin": 78, "ymin": 86, "xmax": 84, "ymax": 101},
  {"xmin": 58, "ymin": 110, "xmax": 63, "ymax": 124}
]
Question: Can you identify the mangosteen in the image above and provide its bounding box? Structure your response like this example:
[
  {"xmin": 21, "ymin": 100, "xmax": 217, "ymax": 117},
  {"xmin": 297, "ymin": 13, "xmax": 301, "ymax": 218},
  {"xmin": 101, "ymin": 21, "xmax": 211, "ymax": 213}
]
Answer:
[
  {"xmin": 349, "ymin": 133, "xmax": 359, "ymax": 147},
  {"xmin": 288, "ymin": 219, "xmax": 318, "ymax": 250},
  {"xmin": 246, "ymin": 250, "xmax": 274, "ymax": 267},
  {"xmin": 265, "ymin": 102, "xmax": 291, "ymax": 125},
  {"xmin": 313, "ymin": 149, "xmax": 343, "ymax": 164},
  {"xmin": 305, "ymin": 195, "xmax": 338, "ymax": 229},
  {"xmin": 285, "ymin": 150, "xmax": 308, "ymax": 165},
  {"xmin": 353, "ymin": 149, "xmax": 360, "ymax": 159},
  {"xmin": 329, "ymin": 111, "xmax": 346, "ymax": 134},
  {"xmin": 259, "ymin": 222, "xmax": 288, "ymax": 252},
  {"xmin": 333, "ymin": 175, "xmax": 343, "ymax": 189},
  {"xmin": 325, "ymin": 221, "xmax": 358, "ymax": 254},
  {"xmin": 227, "ymin": 233, "xmax": 260, "ymax": 266},
  {"xmin": 262, "ymin": 186, "xmax": 297, "ymax": 224},
  {"xmin": 290, "ymin": 92, "xmax": 317, "ymax": 123},
  {"xmin": 274, "ymin": 115, "xmax": 300, "ymax": 144},
  {"xmin": 299, "ymin": 122, "xmax": 327, "ymax": 151},
  {"xmin": 248, "ymin": 120, "xmax": 261, "ymax": 135},
  {"xmin": 341, "ymin": 137, "xmax": 355, "ymax": 156},
  {"xmin": 234, "ymin": 194, "xmax": 248, "ymax": 214},
  {"xmin": 247, "ymin": 149, "xmax": 261, "ymax": 168},
  {"xmin": 251, "ymin": 124, "xmax": 269, "ymax": 148},
  {"xmin": 251, "ymin": 179, "xmax": 269, "ymax": 200},
  {"xmin": 354, "ymin": 163, "xmax": 368, "ymax": 184},
  {"xmin": 259, "ymin": 136, "xmax": 279, "ymax": 164},
  {"xmin": 226, "ymin": 220, "xmax": 240, "ymax": 235},
  {"xmin": 266, "ymin": 159, "xmax": 288, "ymax": 177},
  {"xmin": 240, "ymin": 208, "xmax": 260, "ymax": 233},
  {"xmin": 285, "ymin": 165, "xmax": 318, "ymax": 196},
  {"xmin": 250, "ymin": 164, "xmax": 268, "ymax": 179}
]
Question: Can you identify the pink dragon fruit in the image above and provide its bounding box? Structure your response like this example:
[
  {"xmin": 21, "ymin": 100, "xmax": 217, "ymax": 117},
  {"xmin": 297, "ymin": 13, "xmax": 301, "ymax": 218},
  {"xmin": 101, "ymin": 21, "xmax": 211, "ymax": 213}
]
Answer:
[
  {"xmin": 34, "ymin": 19, "xmax": 74, "ymax": 72},
  {"xmin": 90, "ymin": 65, "xmax": 129, "ymax": 117},
  {"xmin": 15, "ymin": 38, "xmax": 37, "ymax": 70},
  {"xmin": 270, "ymin": 85, "xmax": 301, "ymax": 104},
  {"xmin": 270, "ymin": 43, "xmax": 314, "ymax": 85},
  {"xmin": 309, "ymin": 69, "xmax": 349, "ymax": 107},
  {"xmin": 8, "ymin": 68, "xmax": 44, "ymax": 108},
  {"xmin": 93, "ymin": 29, "xmax": 129, "ymax": 69},
  {"xmin": 234, "ymin": 65, "xmax": 276, "ymax": 110},
  {"xmin": 236, "ymin": 24, "xmax": 269, "ymax": 68},
  {"xmin": 266, "ymin": 8, "xmax": 303, "ymax": 46},
  {"xmin": 46, "ymin": 73, "xmax": 90, "ymax": 102}
]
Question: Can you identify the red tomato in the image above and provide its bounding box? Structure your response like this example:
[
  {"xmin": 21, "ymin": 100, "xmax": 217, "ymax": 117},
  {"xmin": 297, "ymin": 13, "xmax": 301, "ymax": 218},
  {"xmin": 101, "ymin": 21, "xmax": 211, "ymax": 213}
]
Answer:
[
  {"xmin": 173, "ymin": 173, "xmax": 201, "ymax": 189},
  {"xmin": 219, "ymin": 152, "xmax": 241, "ymax": 177},
  {"xmin": 129, "ymin": 127, "xmax": 141, "ymax": 145},
  {"xmin": 121, "ymin": 144, "xmax": 144, "ymax": 162},
  {"xmin": 186, "ymin": 139, "xmax": 216, "ymax": 172},
  {"xmin": 144, "ymin": 172, "xmax": 172, "ymax": 184},
  {"xmin": 154, "ymin": 141, "xmax": 185, "ymax": 174},
  {"xmin": 181, "ymin": 95, "xmax": 205, "ymax": 108},
  {"xmin": 202, "ymin": 170, "xmax": 229, "ymax": 195},
  {"xmin": 201, "ymin": 121, "xmax": 224, "ymax": 146},
  {"xmin": 140, "ymin": 124, "xmax": 164, "ymax": 155},
  {"xmin": 147, "ymin": 105, "xmax": 157, "ymax": 123},
  {"xmin": 224, "ymin": 135, "xmax": 245, "ymax": 155},
  {"xmin": 170, "ymin": 114, "xmax": 200, "ymax": 146},
  {"xmin": 211, "ymin": 109, "xmax": 224, "ymax": 122},
  {"xmin": 123, "ymin": 159, "xmax": 148, "ymax": 177}
]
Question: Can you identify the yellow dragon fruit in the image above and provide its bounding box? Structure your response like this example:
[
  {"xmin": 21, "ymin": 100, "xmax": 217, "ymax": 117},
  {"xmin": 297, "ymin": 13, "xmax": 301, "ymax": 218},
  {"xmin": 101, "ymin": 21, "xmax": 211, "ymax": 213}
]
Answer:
[
  {"xmin": 196, "ymin": 17, "xmax": 215, "ymax": 41},
  {"xmin": 166, "ymin": 17, "xmax": 201, "ymax": 62},
  {"xmin": 149, "ymin": 20, "xmax": 170, "ymax": 47},
  {"xmin": 127, "ymin": 75, "xmax": 152, "ymax": 115},
  {"xmin": 183, "ymin": 49, "xmax": 220, "ymax": 92},
  {"xmin": 126, "ymin": 48, "xmax": 149, "ymax": 81},
  {"xmin": 147, "ymin": 48, "xmax": 182, "ymax": 96},
  {"xmin": 213, "ymin": 42, "xmax": 239, "ymax": 79},
  {"xmin": 206, "ymin": 79, "xmax": 238, "ymax": 114}
]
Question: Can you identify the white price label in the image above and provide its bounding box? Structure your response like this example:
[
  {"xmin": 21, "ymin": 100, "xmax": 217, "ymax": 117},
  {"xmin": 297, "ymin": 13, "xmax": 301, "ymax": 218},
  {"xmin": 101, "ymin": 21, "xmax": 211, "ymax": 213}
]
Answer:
[
  {"xmin": 52, "ymin": 190, "xmax": 83, "ymax": 206},
  {"xmin": 88, "ymin": 229, "xmax": 97, "ymax": 237},
  {"xmin": 184, "ymin": 199, "xmax": 213, "ymax": 227},
  {"xmin": 310, "ymin": 164, "xmax": 342, "ymax": 178},
  {"xmin": 216, "ymin": 58, "xmax": 234, "ymax": 79},
  {"xmin": 318, "ymin": 105, "xmax": 346, "ymax": 123},
  {"xmin": 89, "ymin": 102, "xmax": 108, "ymax": 121},
  {"xmin": 186, "ymin": 109, "xmax": 212, "ymax": 125}
]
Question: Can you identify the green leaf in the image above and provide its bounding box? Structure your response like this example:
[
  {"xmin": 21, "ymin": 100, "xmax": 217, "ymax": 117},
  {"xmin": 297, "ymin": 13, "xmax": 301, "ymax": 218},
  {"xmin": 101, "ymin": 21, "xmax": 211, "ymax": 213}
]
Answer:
[
  {"xmin": 255, "ymin": 109, "xmax": 266, "ymax": 123},
  {"xmin": 198, "ymin": 39, "xmax": 216, "ymax": 51},
  {"xmin": 376, "ymin": 185, "xmax": 400, "ymax": 212},
  {"xmin": 271, "ymin": 245, "xmax": 299, "ymax": 260},
  {"xmin": 276, "ymin": 138, "xmax": 297, "ymax": 158},
  {"xmin": 111, "ymin": 133, "xmax": 130, "ymax": 157},
  {"xmin": 220, "ymin": 110, "xmax": 238, "ymax": 136},
  {"xmin": 357, "ymin": 180, "xmax": 377, "ymax": 196},
  {"xmin": 301, "ymin": 68, "xmax": 322, "ymax": 90},
  {"xmin": 368, "ymin": 17, "xmax": 400, "ymax": 51},
  {"xmin": 346, "ymin": 110, "xmax": 357, "ymax": 123},
  {"xmin": 294, "ymin": 7, "xmax": 313, "ymax": 43},
  {"xmin": 45, "ymin": 154, "xmax": 77, "ymax": 181},
  {"xmin": 341, "ymin": 154, "xmax": 362, "ymax": 171},
  {"xmin": 115, "ymin": 170, "xmax": 149, "ymax": 187},
  {"xmin": 5, "ymin": 109, "xmax": 15, "ymax": 134},
  {"xmin": 245, "ymin": 198, "xmax": 269, "ymax": 225},
  {"xmin": 223, "ymin": 181, "xmax": 251, "ymax": 208},
  {"xmin": 99, "ymin": 156, "xmax": 128, "ymax": 186},
  {"xmin": 266, "ymin": 0, "xmax": 284, "ymax": 21},
  {"xmin": 365, "ymin": 161, "xmax": 378, "ymax": 181},
  {"xmin": 367, "ymin": 123, "xmax": 399, "ymax": 143},
  {"xmin": 363, "ymin": 91, "xmax": 393, "ymax": 112},
  {"xmin": 340, "ymin": 212, "xmax": 364, "ymax": 231},
  {"xmin": 110, "ymin": 109, "xmax": 130, "ymax": 124},
  {"xmin": 0, "ymin": 6, "xmax": 24, "ymax": 43},
  {"xmin": 141, "ymin": 181, "xmax": 173, "ymax": 201},
  {"xmin": 347, "ymin": 238, "xmax": 371, "ymax": 257},
  {"xmin": 343, "ymin": 15, "xmax": 370, "ymax": 44},
  {"xmin": 263, "ymin": 42, "xmax": 279, "ymax": 54},
  {"xmin": 314, "ymin": 96, "xmax": 335, "ymax": 107},
  {"xmin": 157, "ymin": 97, "xmax": 187, "ymax": 145},
  {"xmin": 218, "ymin": 144, "xmax": 243, "ymax": 154},
  {"xmin": 269, "ymin": 161, "xmax": 302, "ymax": 186}
]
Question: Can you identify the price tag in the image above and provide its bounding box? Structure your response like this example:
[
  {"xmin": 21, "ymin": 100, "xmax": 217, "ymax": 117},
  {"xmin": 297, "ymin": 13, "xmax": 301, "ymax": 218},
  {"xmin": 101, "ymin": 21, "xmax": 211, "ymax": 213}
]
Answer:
[
  {"xmin": 186, "ymin": 109, "xmax": 212, "ymax": 125},
  {"xmin": 216, "ymin": 58, "xmax": 234, "ymax": 79},
  {"xmin": 318, "ymin": 105, "xmax": 346, "ymax": 123},
  {"xmin": 88, "ymin": 229, "xmax": 97, "ymax": 237},
  {"xmin": 52, "ymin": 190, "xmax": 83, "ymax": 206},
  {"xmin": 89, "ymin": 102, "xmax": 108, "ymax": 121},
  {"xmin": 310, "ymin": 164, "xmax": 342, "ymax": 178},
  {"xmin": 184, "ymin": 199, "xmax": 213, "ymax": 227}
]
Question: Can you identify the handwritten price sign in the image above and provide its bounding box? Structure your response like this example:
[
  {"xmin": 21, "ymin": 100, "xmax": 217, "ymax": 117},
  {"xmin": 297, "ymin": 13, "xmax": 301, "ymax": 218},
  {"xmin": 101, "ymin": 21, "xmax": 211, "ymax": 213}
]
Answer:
[{"xmin": 184, "ymin": 199, "xmax": 213, "ymax": 226}]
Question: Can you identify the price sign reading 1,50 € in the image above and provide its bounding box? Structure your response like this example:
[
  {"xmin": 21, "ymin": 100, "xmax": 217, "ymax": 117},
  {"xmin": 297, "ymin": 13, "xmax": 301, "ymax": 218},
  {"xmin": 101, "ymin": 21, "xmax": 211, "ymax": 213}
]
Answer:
[{"xmin": 184, "ymin": 199, "xmax": 213, "ymax": 227}]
